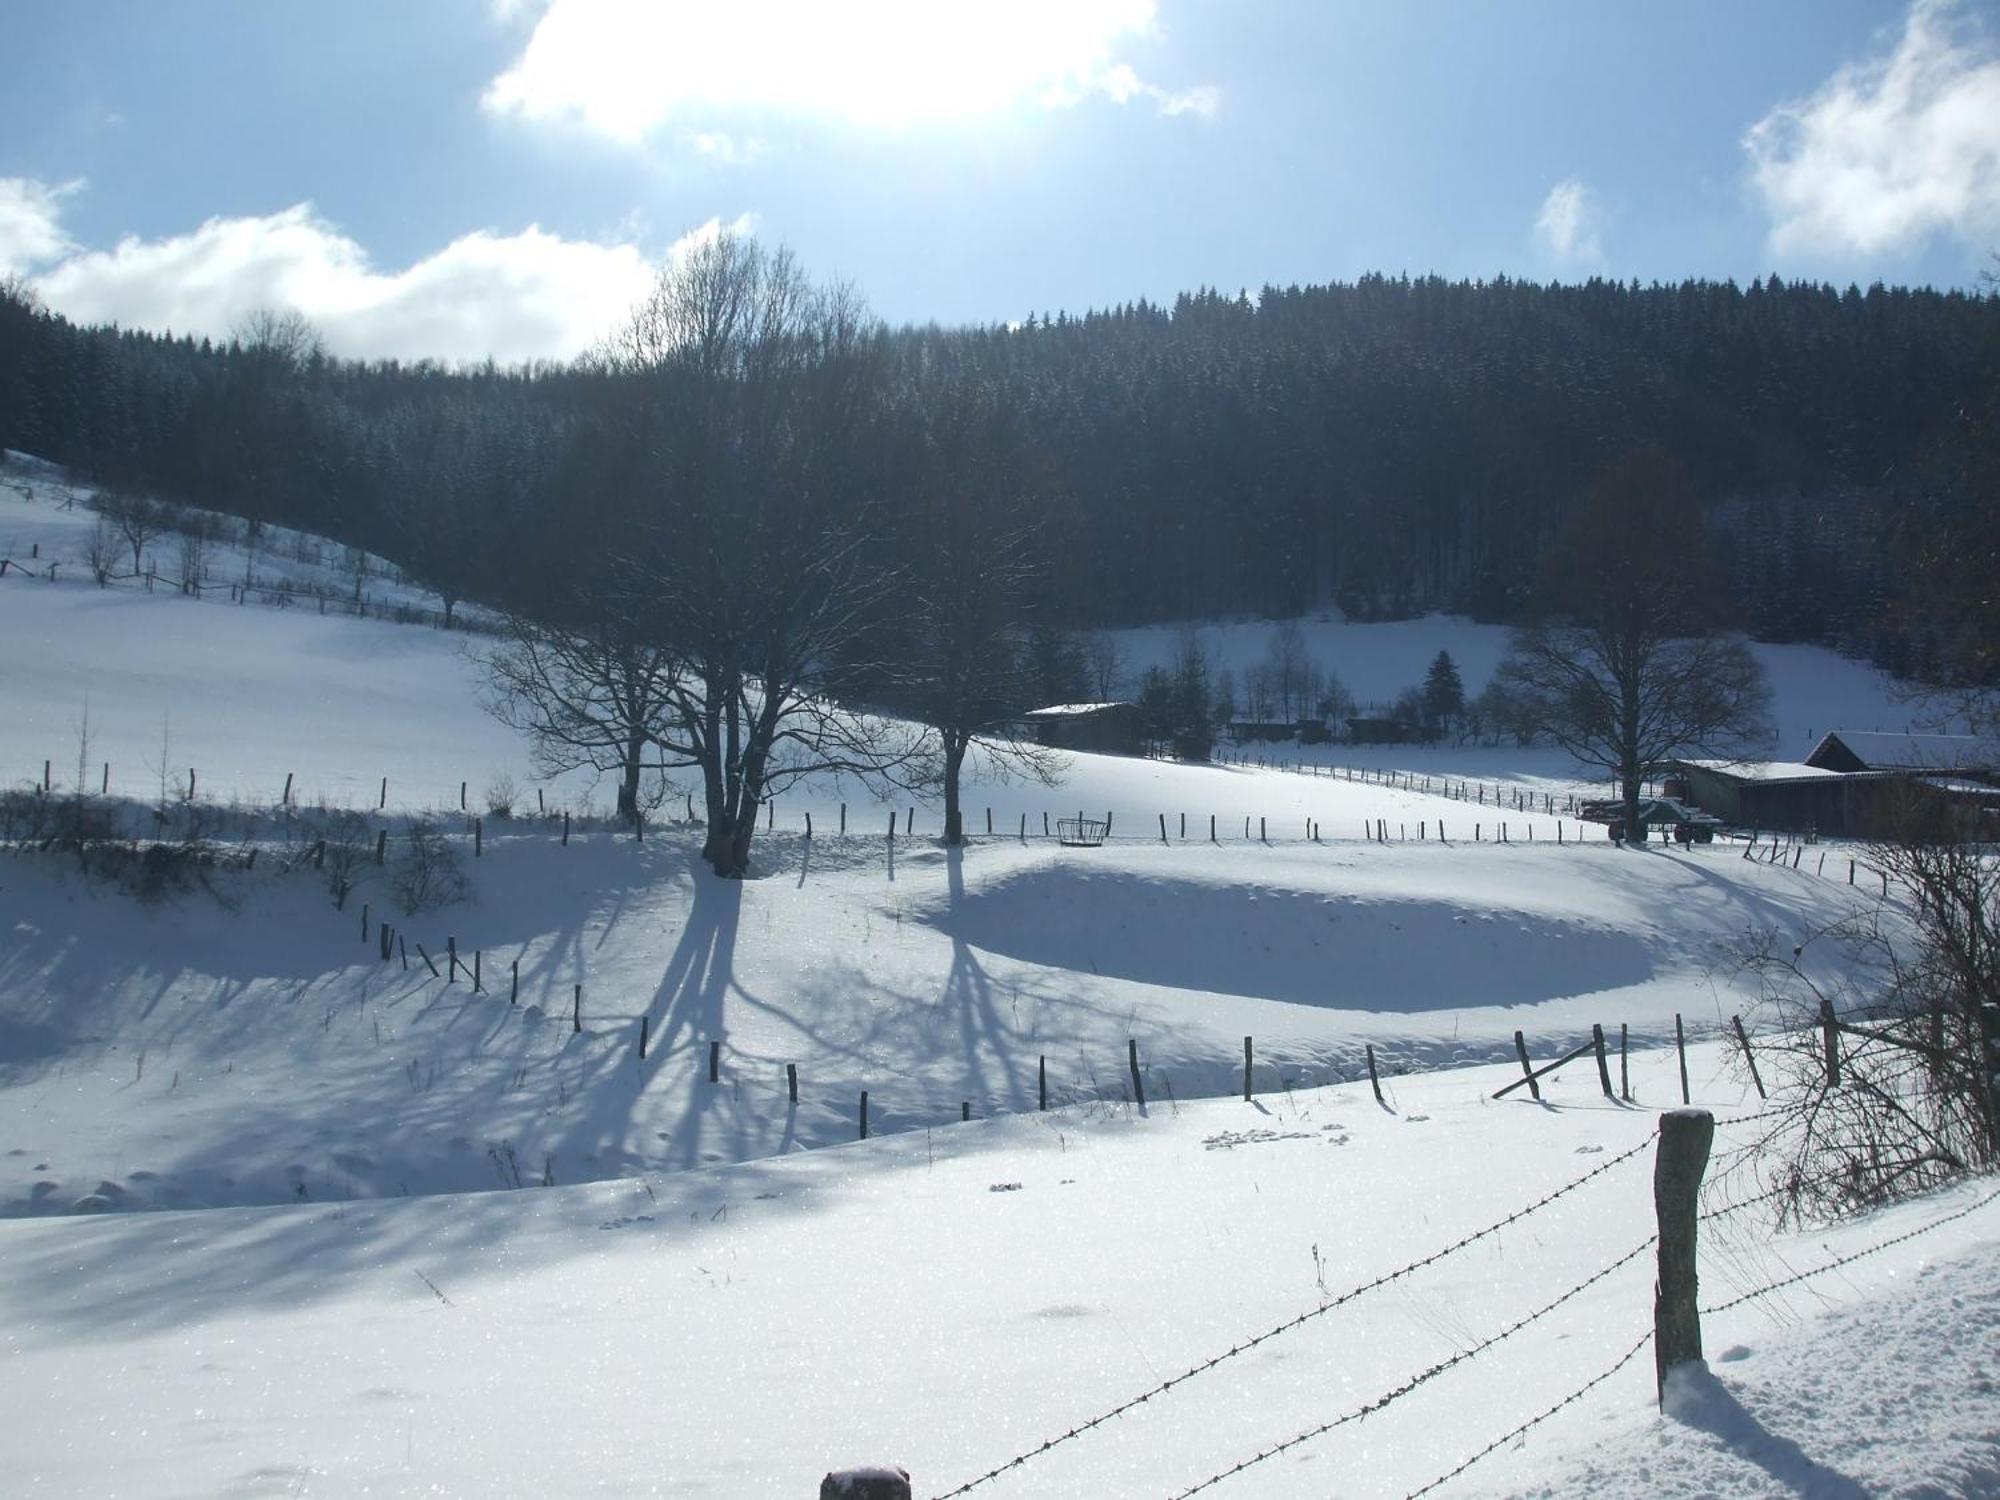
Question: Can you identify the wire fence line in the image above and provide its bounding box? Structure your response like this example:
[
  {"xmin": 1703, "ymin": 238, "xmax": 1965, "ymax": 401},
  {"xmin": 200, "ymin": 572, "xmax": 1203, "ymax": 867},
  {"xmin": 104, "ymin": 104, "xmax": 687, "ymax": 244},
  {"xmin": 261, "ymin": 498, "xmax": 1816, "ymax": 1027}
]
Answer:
[
  {"xmin": 927, "ymin": 1130, "xmax": 1658, "ymax": 1499},
  {"xmin": 1164, "ymin": 1234, "xmax": 1660, "ymax": 1498},
  {"xmin": 1701, "ymin": 1179, "xmax": 2000, "ymax": 1317},
  {"xmin": 1401, "ymin": 1329, "xmax": 1656, "ymax": 1499}
]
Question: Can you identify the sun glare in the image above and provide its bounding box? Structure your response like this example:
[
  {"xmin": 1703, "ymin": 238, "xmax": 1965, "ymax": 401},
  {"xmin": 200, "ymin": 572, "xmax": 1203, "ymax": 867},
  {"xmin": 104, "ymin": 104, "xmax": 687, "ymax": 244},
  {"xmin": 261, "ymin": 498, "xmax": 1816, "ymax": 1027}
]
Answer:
[{"xmin": 484, "ymin": 0, "xmax": 1199, "ymax": 140}]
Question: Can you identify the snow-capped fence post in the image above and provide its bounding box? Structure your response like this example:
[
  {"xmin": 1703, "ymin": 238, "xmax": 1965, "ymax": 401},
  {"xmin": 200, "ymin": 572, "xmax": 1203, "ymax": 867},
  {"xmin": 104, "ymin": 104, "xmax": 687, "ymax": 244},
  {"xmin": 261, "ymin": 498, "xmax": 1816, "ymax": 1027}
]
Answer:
[
  {"xmin": 1675, "ymin": 1014, "xmax": 1690, "ymax": 1104},
  {"xmin": 1731, "ymin": 1015, "xmax": 1767, "ymax": 1099},
  {"xmin": 1128, "ymin": 1039, "xmax": 1146, "ymax": 1108},
  {"xmin": 1653, "ymin": 1107, "xmax": 1714, "ymax": 1404}
]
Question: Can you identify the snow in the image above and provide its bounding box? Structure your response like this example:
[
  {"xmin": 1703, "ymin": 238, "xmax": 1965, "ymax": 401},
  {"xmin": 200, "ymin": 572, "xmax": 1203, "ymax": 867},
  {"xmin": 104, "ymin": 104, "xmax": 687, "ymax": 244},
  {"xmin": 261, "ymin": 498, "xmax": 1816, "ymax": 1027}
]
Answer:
[
  {"xmin": 1676, "ymin": 758, "xmax": 1848, "ymax": 783},
  {"xmin": 0, "ymin": 456, "xmax": 1991, "ymax": 1497},
  {"xmin": 1814, "ymin": 728, "xmax": 1994, "ymax": 770}
]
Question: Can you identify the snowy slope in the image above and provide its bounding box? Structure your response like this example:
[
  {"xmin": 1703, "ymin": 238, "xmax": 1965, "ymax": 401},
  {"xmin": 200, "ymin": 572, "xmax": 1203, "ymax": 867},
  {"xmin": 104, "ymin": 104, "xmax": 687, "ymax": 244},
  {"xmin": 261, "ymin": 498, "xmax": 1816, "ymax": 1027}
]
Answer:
[
  {"xmin": 0, "ymin": 455, "xmax": 1983, "ymax": 1498},
  {"xmin": 1, "ymin": 1049, "xmax": 1992, "ymax": 1497}
]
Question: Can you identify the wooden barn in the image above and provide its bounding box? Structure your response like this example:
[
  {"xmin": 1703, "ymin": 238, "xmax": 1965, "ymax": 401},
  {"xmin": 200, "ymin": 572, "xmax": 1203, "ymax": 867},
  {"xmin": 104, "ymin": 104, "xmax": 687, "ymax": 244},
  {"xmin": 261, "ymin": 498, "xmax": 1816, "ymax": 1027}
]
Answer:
[
  {"xmin": 1019, "ymin": 701, "xmax": 1142, "ymax": 756},
  {"xmin": 1667, "ymin": 729, "xmax": 2000, "ymax": 839}
]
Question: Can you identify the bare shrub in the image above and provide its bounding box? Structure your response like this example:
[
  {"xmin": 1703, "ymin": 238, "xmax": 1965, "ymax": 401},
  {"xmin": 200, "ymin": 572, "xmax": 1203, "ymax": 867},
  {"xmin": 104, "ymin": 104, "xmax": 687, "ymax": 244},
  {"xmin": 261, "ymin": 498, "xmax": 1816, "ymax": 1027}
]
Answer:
[
  {"xmin": 484, "ymin": 773, "xmax": 518, "ymax": 820},
  {"xmin": 392, "ymin": 816, "xmax": 468, "ymax": 915}
]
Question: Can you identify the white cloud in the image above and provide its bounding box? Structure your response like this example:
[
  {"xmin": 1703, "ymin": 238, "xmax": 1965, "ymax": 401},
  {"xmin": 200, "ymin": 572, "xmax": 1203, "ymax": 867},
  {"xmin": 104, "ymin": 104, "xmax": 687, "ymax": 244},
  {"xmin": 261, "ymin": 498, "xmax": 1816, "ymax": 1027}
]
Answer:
[
  {"xmin": 483, "ymin": 0, "xmax": 1217, "ymax": 143},
  {"xmin": 1745, "ymin": 0, "xmax": 2000, "ymax": 260},
  {"xmin": 0, "ymin": 177, "xmax": 82, "ymax": 275},
  {"xmin": 18, "ymin": 187, "xmax": 747, "ymax": 364},
  {"xmin": 1534, "ymin": 178, "xmax": 1604, "ymax": 265}
]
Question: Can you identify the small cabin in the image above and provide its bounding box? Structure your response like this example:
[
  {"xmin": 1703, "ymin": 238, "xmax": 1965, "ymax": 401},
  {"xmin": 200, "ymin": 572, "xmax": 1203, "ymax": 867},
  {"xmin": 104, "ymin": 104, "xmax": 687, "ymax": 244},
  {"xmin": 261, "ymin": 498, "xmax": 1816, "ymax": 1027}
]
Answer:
[{"xmin": 1020, "ymin": 701, "xmax": 1141, "ymax": 756}]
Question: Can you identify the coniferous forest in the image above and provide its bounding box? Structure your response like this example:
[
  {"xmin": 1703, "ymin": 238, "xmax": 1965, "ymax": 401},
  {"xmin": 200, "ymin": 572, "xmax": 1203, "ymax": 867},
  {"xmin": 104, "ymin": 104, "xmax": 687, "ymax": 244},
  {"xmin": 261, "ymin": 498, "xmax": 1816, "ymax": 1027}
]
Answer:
[{"xmin": 2, "ymin": 269, "xmax": 1995, "ymax": 682}]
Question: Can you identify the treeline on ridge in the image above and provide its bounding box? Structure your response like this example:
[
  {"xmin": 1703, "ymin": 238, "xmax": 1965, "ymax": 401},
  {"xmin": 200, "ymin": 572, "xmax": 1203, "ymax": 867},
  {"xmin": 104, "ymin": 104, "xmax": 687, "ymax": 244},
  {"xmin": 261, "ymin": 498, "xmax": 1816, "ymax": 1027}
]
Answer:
[{"xmin": 1, "ymin": 264, "xmax": 1995, "ymax": 680}]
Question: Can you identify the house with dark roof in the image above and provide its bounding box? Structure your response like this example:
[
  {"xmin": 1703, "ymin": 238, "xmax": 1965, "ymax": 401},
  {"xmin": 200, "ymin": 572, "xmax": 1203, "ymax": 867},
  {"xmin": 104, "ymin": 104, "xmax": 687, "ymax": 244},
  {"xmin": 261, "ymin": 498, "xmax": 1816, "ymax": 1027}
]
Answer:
[{"xmin": 1665, "ymin": 729, "xmax": 2000, "ymax": 839}]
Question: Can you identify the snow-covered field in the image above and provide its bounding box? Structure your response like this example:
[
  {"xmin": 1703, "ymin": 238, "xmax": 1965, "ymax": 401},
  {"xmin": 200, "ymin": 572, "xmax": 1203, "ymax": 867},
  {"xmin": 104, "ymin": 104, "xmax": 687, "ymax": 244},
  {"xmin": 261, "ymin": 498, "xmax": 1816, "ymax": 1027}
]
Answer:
[{"xmin": 1, "ymin": 456, "xmax": 1993, "ymax": 1497}]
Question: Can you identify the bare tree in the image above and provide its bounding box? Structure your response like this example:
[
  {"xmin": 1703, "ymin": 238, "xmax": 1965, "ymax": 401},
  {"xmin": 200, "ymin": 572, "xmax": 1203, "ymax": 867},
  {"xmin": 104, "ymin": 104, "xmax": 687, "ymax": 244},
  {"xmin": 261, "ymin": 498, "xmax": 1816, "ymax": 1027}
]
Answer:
[
  {"xmin": 603, "ymin": 232, "xmax": 917, "ymax": 877},
  {"xmin": 84, "ymin": 517, "xmax": 117, "ymax": 586},
  {"xmin": 1084, "ymin": 632, "xmax": 1126, "ymax": 703},
  {"xmin": 93, "ymin": 486, "xmax": 165, "ymax": 577},
  {"xmin": 891, "ymin": 380, "xmax": 1064, "ymax": 844},
  {"xmin": 1494, "ymin": 449, "xmax": 1772, "ymax": 842},
  {"xmin": 483, "ymin": 611, "xmax": 682, "ymax": 826}
]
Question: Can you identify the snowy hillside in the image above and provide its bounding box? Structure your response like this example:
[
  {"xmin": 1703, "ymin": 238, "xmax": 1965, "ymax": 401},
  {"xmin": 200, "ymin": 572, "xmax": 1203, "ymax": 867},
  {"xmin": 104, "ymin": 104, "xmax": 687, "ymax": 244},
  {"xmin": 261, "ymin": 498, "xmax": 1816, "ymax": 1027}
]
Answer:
[{"xmin": 1, "ymin": 459, "xmax": 1993, "ymax": 1496}]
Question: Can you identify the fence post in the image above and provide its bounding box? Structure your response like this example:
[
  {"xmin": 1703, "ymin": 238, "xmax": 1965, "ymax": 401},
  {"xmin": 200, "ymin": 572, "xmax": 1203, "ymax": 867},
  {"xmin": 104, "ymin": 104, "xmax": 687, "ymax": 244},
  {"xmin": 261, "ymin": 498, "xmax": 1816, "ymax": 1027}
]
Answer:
[
  {"xmin": 1513, "ymin": 1030, "xmax": 1540, "ymax": 1100},
  {"xmin": 375, "ymin": 829, "xmax": 386, "ymax": 865},
  {"xmin": 1731, "ymin": 1015, "xmax": 1767, "ymax": 1099},
  {"xmin": 1592, "ymin": 1023, "xmax": 1614, "ymax": 1097},
  {"xmin": 1243, "ymin": 1036, "xmax": 1253, "ymax": 1102},
  {"xmin": 860, "ymin": 1091, "xmax": 869, "ymax": 1140},
  {"xmin": 1128, "ymin": 1039, "xmax": 1146, "ymax": 1108},
  {"xmin": 1820, "ymin": 999, "xmax": 1841, "ymax": 1086},
  {"xmin": 710, "ymin": 1040, "xmax": 721, "ymax": 1083},
  {"xmin": 1038, "ymin": 1055, "xmax": 1047, "ymax": 1111},
  {"xmin": 1366, "ymin": 1044, "xmax": 1383, "ymax": 1105},
  {"xmin": 1654, "ymin": 1108, "xmax": 1715, "ymax": 1403},
  {"xmin": 573, "ymin": 983, "xmax": 581, "ymax": 1034},
  {"xmin": 1620, "ymin": 1022, "xmax": 1630, "ymax": 1101},
  {"xmin": 639, "ymin": 1015, "xmax": 649, "ymax": 1060},
  {"xmin": 787, "ymin": 1062, "xmax": 799, "ymax": 1104},
  {"xmin": 1675, "ymin": 1013, "xmax": 1690, "ymax": 1104}
]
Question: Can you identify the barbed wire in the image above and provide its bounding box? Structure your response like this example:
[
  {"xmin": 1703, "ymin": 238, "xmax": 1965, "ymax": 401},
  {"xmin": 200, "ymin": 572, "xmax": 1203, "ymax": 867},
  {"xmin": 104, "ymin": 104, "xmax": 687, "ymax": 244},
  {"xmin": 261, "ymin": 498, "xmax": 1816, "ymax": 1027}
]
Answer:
[
  {"xmin": 927, "ymin": 1129, "xmax": 1658, "ymax": 1499},
  {"xmin": 1702, "ymin": 1181, "xmax": 2000, "ymax": 1316},
  {"xmin": 1699, "ymin": 1180, "xmax": 1791, "ymax": 1223},
  {"xmin": 1402, "ymin": 1329, "xmax": 1654, "ymax": 1499},
  {"xmin": 1164, "ymin": 1235, "xmax": 1658, "ymax": 1497}
]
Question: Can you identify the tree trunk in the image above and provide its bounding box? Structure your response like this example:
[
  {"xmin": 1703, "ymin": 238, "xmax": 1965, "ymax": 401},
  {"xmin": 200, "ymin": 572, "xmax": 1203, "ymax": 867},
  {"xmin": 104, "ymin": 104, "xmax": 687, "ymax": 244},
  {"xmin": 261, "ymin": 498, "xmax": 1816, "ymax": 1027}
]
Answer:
[
  {"xmin": 1622, "ymin": 771, "xmax": 1644, "ymax": 846},
  {"xmin": 616, "ymin": 725, "xmax": 645, "ymax": 825},
  {"xmin": 942, "ymin": 733, "xmax": 967, "ymax": 846}
]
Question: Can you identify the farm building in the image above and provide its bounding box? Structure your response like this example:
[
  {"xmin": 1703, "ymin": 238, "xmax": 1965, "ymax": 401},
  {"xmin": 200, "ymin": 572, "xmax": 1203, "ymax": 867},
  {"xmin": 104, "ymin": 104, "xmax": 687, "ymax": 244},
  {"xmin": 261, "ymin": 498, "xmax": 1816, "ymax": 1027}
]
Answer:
[
  {"xmin": 1020, "ymin": 702, "xmax": 1142, "ymax": 755},
  {"xmin": 1802, "ymin": 730, "xmax": 1993, "ymax": 775},
  {"xmin": 1667, "ymin": 728, "xmax": 2000, "ymax": 839}
]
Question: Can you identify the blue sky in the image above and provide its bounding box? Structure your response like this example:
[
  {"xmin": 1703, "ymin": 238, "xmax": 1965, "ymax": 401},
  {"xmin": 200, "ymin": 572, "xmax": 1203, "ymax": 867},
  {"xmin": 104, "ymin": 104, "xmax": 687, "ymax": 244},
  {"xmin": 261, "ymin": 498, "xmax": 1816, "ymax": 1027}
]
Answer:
[{"xmin": 3, "ymin": 0, "xmax": 1996, "ymax": 363}]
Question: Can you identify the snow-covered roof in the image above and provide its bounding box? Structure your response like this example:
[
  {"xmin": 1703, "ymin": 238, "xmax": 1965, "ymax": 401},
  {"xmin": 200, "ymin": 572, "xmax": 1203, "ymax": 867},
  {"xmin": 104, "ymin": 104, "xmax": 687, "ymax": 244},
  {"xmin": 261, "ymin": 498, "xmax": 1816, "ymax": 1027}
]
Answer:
[
  {"xmin": 1022, "ymin": 701, "xmax": 1133, "ymax": 719},
  {"xmin": 1675, "ymin": 759, "xmax": 1847, "ymax": 784},
  {"xmin": 1813, "ymin": 730, "xmax": 1991, "ymax": 770}
]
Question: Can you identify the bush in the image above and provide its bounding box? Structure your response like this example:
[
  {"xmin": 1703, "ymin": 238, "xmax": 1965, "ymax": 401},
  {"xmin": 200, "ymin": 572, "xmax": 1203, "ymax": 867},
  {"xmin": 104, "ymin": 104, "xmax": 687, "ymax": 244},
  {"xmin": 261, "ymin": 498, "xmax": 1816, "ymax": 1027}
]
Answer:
[{"xmin": 392, "ymin": 816, "xmax": 469, "ymax": 915}]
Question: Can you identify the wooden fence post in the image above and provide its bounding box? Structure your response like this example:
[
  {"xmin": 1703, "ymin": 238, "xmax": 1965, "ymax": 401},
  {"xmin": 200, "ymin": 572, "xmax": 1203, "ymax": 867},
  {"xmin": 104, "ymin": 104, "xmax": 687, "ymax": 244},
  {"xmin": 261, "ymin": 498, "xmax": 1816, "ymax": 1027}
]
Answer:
[
  {"xmin": 573, "ymin": 983, "xmax": 581, "ymax": 1033},
  {"xmin": 474, "ymin": 817, "xmax": 483, "ymax": 858},
  {"xmin": 1820, "ymin": 999, "xmax": 1841, "ymax": 1086},
  {"xmin": 1675, "ymin": 1013, "xmax": 1690, "ymax": 1104},
  {"xmin": 710, "ymin": 1040, "xmax": 721, "ymax": 1083},
  {"xmin": 788, "ymin": 1062, "xmax": 799, "ymax": 1104},
  {"xmin": 447, "ymin": 937, "xmax": 458, "ymax": 982},
  {"xmin": 1654, "ymin": 1108, "xmax": 1715, "ymax": 1403},
  {"xmin": 562, "ymin": 809, "xmax": 570, "ymax": 846},
  {"xmin": 1620, "ymin": 1022, "xmax": 1630, "ymax": 1101},
  {"xmin": 1592, "ymin": 1023, "xmax": 1614, "ymax": 1097},
  {"xmin": 379, "ymin": 776, "xmax": 388, "ymax": 810},
  {"xmin": 860, "ymin": 1091, "xmax": 869, "ymax": 1140},
  {"xmin": 1731, "ymin": 1015, "xmax": 1767, "ymax": 1099},
  {"xmin": 1243, "ymin": 1036, "xmax": 1253, "ymax": 1102},
  {"xmin": 1366, "ymin": 1044, "xmax": 1383, "ymax": 1105},
  {"xmin": 1038, "ymin": 1055, "xmax": 1047, "ymax": 1111},
  {"xmin": 639, "ymin": 1015, "xmax": 648, "ymax": 1060},
  {"xmin": 1513, "ymin": 1030, "xmax": 1540, "ymax": 1100},
  {"xmin": 510, "ymin": 957, "xmax": 518, "ymax": 1005},
  {"xmin": 1128, "ymin": 1039, "xmax": 1146, "ymax": 1108},
  {"xmin": 281, "ymin": 771, "xmax": 293, "ymax": 806},
  {"xmin": 375, "ymin": 829, "xmax": 386, "ymax": 865}
]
